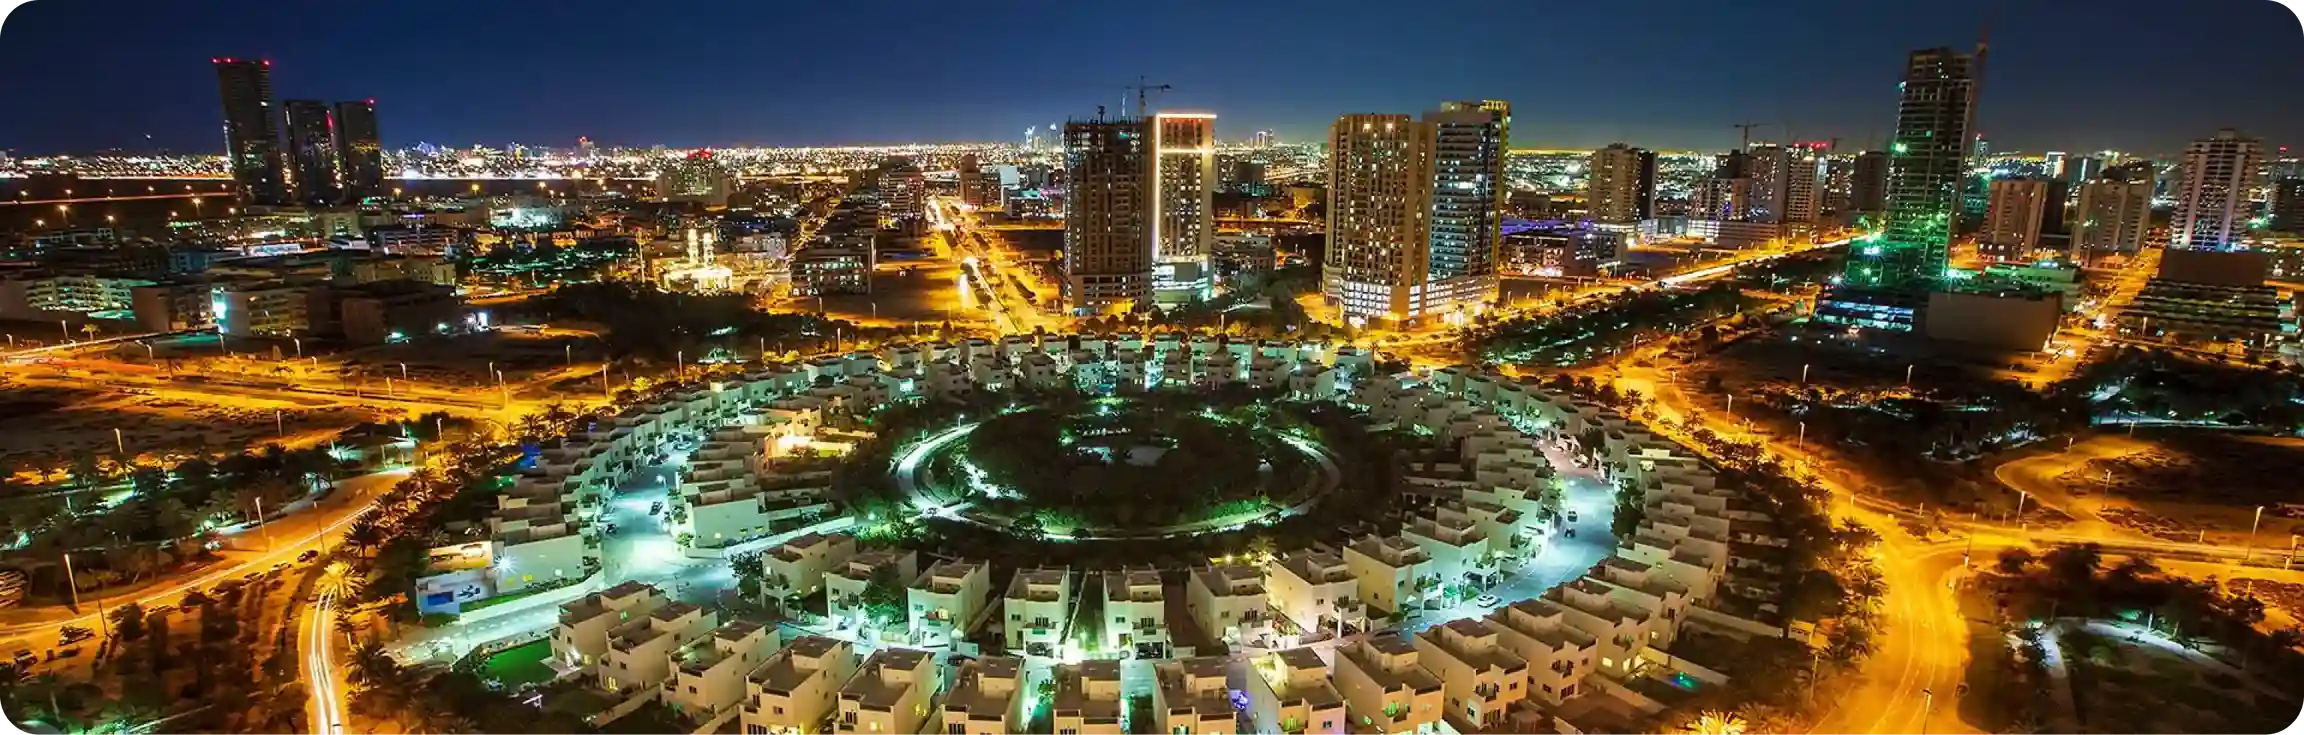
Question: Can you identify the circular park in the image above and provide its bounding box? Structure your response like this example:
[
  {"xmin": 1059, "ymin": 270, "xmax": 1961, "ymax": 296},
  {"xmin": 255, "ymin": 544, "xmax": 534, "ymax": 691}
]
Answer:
[
  {"xmin": 897, "ymin": 393, "xmax": 1342, "ymax": 540},
  {"xmin": 852, "ymin": 386, "xmax": 1416, "ymax": 568}
]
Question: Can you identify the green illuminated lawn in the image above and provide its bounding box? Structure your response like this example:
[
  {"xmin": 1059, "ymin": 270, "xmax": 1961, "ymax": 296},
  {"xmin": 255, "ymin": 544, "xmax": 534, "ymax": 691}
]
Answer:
[{"xmin": 482, "ymin": 639, "xmax": 556, "ymax": 687}]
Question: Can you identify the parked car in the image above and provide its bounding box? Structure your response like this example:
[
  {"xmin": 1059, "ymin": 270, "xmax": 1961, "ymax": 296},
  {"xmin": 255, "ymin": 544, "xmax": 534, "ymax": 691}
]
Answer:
[
  {"xmin": 1474, "ymin": 594, "xmax": 1501, "ymax": 608},
  {"xmin": 57, "ymin": 626, "xmax": 92, "ymax": 645},
  {"xmin": 297, "ymin": 549, "xmax": 320, "ymax": 563},
  {"xmin": 1566, "ymin": 510, "xmax": 1579, "ymax": 523}
]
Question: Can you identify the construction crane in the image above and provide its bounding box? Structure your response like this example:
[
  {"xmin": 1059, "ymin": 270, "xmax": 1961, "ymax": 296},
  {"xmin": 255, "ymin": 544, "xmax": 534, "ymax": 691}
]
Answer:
[
  {"xmin": 1731, "ymin": 122, "xmax": 1777, "ymax": 150},
  {"xmin": 1123, "ymin": 77, "xmax": 1173, "ymax": 118}
]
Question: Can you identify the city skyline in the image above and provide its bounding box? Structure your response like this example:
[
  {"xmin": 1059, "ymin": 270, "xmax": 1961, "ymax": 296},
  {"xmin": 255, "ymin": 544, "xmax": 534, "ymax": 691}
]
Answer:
[{"xmin": 2, "ymin": 0, "xmax": 2303, "ymax": 155}]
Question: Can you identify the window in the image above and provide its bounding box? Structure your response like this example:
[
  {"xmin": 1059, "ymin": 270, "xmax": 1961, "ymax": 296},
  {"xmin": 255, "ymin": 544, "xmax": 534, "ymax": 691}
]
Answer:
[{"xmin": 774, "ymin": 707, "xmax": 785, "ymax": 715}]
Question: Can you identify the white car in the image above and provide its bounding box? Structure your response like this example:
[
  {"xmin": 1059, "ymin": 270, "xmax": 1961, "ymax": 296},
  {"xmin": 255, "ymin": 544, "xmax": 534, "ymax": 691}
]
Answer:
[{"xmin": 1474, "ymin": 594, "xmax": 1501, "ymax": 608}]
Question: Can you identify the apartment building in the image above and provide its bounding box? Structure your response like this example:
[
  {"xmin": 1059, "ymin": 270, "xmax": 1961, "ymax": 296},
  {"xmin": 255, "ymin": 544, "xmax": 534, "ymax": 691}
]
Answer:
[
  {"xmin": 941, "ymin": 656, "xmax": 1025, "ymax": 735},
  {"xmin": 1332, "ymin": 638, "xmax": 1446, "ymax": 735},
  {"xmin": 1052, "ymin": 660, "xmax": 1125, "ymax": 735},
  {"xmin": 551, "ymin": 581, "xmax": 666, "ymax": 677},
  {"xmin": 1186, "ymin": 564, "xmax": 1271, "ymax": 648},
  {"xmin": 1003, "ymin": 566, "xmax": 1072, "ymax": 655},
  {"xmin": 740, "ymin": 635, "xmax": 857, "ymax": 735},
  {"xmin": 1412, "ymin": 619, "xmax": 1531, "ymax": 731},
  {"xmin": 1103, "ymin": 567, "xmax": 1170, "ymax": 659},
  {"xmin": 1248, "ymin": 648, "xmax": 1347, "ymax": 735},
  {"xmin": 1153, "ymin": 656, "xmax": 1239, "ymax": 735},
  {"xmin": 1264, "ymin": 550, "xmax": 1361, "ymax": 638},
  {"xmin": 909, "ymin": 558, "xmax": 992, "ymax": 644},
  {"xmin": 835, "ymin": 648, "xmax": 941, "ymax": 735},
  {"xmin": 665, "ymin": 621, "xmax": 781, "ymax": 724}
]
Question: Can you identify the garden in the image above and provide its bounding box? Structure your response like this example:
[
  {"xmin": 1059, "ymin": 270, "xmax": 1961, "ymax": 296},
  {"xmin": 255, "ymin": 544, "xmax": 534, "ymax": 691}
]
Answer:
[{"xmin": 909, "ymin": 393, "xmax": 1332, "ymax": 537}]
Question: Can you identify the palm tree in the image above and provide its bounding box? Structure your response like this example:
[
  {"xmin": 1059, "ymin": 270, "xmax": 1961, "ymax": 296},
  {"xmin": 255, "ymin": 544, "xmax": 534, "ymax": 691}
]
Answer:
[{"xmin": 1685, "ymin": 711, "xmax": 1747, "ymax": 735}]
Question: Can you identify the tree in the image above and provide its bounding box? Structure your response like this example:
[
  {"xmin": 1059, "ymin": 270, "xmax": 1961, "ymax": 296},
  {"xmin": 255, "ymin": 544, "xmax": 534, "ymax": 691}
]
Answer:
[
  {"xmin": 109, "ymin": 602, "xmax": 147, "ymax": 642},
  {"xmin": 1995, "ymin": 548, "xmax": 2036, "ymax": 575},
  {"xmin": 861, "ymin": 565, "xmax": 907, "ymax": 628}
]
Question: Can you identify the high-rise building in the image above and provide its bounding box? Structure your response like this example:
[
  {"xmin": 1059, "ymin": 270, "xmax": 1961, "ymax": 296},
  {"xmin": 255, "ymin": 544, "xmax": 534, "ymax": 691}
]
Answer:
[
  {"xmin": 2072, "ymin": 177, "xmax": 2153, "ymax": 255},
  {"xmin": 877, "ymin": 158, "xmax": 925, "ymax": 225},
  {"xmin": 2272, "ymin": 177, "xmax": 2304, "ymax": 232},
  {"xmin": 655, "ymin": 151, "xmax": 732, "ymax": 206},
  {"xmin": 1586, "ymin": 143, "xmax": 1656, "ymax": 224},
  {"xmin": 1850, "ymin": 151, "xmax": 1890, "ymax": 212},
  {"xmin": 1322, "ymin": 102, "xmax": 1508, "ymax": 325},
  {"xmin": 1846, "ymin": 47, "xmax": 1976, "ymax": 289},
  {"xmin": 2063, "ymin": 155, "xmax": 2103, "ymax": 187},
  {"xmin": 957, "ymin": 154, "xmax": 999, "ymax": 209},
  {"xmin": 1979, "ymin": 177, "xmax": 2067, "ymax": 260},
  {"xmin": 1324, "ymin": 114, "xmax": 1431, "ymax": 324},
  {"xmin": 2171, "ymin": 128, "xmax": 2265, "ymax": 249},
  {"xmin": 1746, "ymin": 145, "xmax": 1790, "ymax": 223},
  {"xmin": 1824, "ymin": 154, "xmax": 1854, "ymax": 214},
  {"xmin": 213, "ymin": 58, "xmax": 288, "ymax": 206},
  {"xmin": 1691, "ymin": 178, "xmax": 1757, "ymax": 222},
  {"xmin": 332, "ymin": 100, "xmax": 384, "ymax": 202},
  {"xmin": 1061, "ymin": 118, "xmax": 1154, "ymax": 312},
  {"xmin": 282, "ymin": 100, "xmax": 341, "ymax": 206},
  {"xmin": 2044, "ymin": 151, "xmax": 2067, "ymax": 179},
  {"xmin": 1151, "ymin": 114, "xmax": 1217, "ymax": 302},
  {"xmin": 1422, "ymin": 100, "xmax": 1507, "ymax": 309},
  {"xmin": 1784, "ymin": 146, "xmax": 1825, "ymax": 224}
]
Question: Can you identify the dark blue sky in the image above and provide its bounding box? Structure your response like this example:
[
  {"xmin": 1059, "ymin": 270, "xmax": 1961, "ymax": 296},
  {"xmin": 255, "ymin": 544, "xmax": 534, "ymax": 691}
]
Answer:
[{"xmin": 3, "ymin": 0, "xmax": 2300, "ymax": 155}]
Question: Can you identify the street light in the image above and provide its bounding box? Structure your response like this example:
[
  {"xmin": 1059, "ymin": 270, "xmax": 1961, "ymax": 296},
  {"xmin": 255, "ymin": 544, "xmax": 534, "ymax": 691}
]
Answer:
[
  {"xmin": 2244, "ymin": 505, "xmax": 2264, "ymax": 563},
  {"xmin": 1800, "ymin": 363, "xmax": 1811, "ymax": 385}
]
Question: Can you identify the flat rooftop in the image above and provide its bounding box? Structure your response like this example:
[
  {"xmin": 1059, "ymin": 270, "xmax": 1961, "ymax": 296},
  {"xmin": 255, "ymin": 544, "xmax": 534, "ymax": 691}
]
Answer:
[
  {"xmin": 842, "ymin": 648, "xmax": 933, "ymax": 710},
  {"xmin": 749, "ymin": 636, "xmax": 846, "ymax": 696}
]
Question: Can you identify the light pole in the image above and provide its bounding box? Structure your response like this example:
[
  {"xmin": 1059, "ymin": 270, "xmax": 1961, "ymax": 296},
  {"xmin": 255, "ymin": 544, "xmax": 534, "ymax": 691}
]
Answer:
[
  {"xmin": 293, "ymin": 337, "xmax": 303, "ymax": 358},
  {"xmin": 1800, "ymin": 363, "xmax": 1811, "ymax": 385},
  {"xmin": 141, "ymin": 342, "xmax": 154, "ymax": 361},
  {"xmin": 398, "ymin": 362, "xmax": 409, "ymax": 380},
  {"xmin": 113, "ymin": 427, "xmax": 125, "ymax": 455},
  {"xmin": 2243, "ymin": 505, "xmax": 2264, "ymax": 563},
  {"xmin": 1905, "ymin": 363, "xmax": 1915, "ymax": 386},
  {"xmin": 1797, "ymin": 421, "xmax": 1806, "ymax": 449},
  {"xmin": 59, "ymin": 319, "xmax": 71, "ymax": 342},
  {"xmin": 275, "ymin": 408, "xmax": 285, "ymax": 437},
  {"xmin": 1919, "ymin": 688, "xmax": 1935, "ymax": 735}
]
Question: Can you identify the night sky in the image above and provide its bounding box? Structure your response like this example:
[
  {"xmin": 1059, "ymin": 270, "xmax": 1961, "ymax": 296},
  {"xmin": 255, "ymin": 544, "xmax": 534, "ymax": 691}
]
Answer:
[{"xmin": 2, "ymin": 0, "xmax": 2300, "ymax": 155}]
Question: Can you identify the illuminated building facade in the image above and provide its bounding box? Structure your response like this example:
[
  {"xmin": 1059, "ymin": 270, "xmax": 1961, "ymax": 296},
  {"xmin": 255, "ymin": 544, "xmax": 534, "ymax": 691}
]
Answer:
[
  {"xmin": 1979, "ymin": 177, "xmax": 2067, "ymax": 261},
  {"xmin": 283, "ymin": 100, "xmax": 342, "ymax": 206},
  {"xmin": 877, "ymin": 157, "xmax": 926, "ymax": 225},
  {"xmin": 656, "ymin": 151, "xmax": 732, "ymax": 207},
  {"xmin": 1818, "ymin": 46, "xmax": 1976, "ymax": 333},
  {"xmin": 2072, "ymin": 177, "xmax": 2152, "ymax": 255},
  {"xmin": 214, "ymin": 58, "xmax": 289, "ymax": 206},
  {"xmin": 1153, "ymin": 113, "xmax": 1216, "ymax": 303},
  {"xmin": 333, "ymin": 100, "xmax": 385, "ymax": 202},
  {"xmin": 1061, "ymin": 118, "xmax": 1154, "ymax": 312},
  {"xmin": 1848, "ymin": 47, "xmax": 1974, "ymax": 288},
  {"xmin": 1586, "ymin": 144, "xmax": 1655, "ymax": 225},
  {"xmin": 1322, "ymin": 101, "xmax": 1508, "ymax": 326},
  {"xmin": 1324, "ymin": 113, "xmax": 1431, "ymax": 324},
  {"xmin": 2171, "ymin": 128, "xmax": 2266, "ymax": 249}
]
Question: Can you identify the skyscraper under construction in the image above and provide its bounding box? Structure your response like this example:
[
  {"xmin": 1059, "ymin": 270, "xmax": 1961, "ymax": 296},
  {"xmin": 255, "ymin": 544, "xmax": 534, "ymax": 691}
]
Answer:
[{"xmin": 1819, "ymin": 46, "xmax": 1976, "ymax": 331}]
